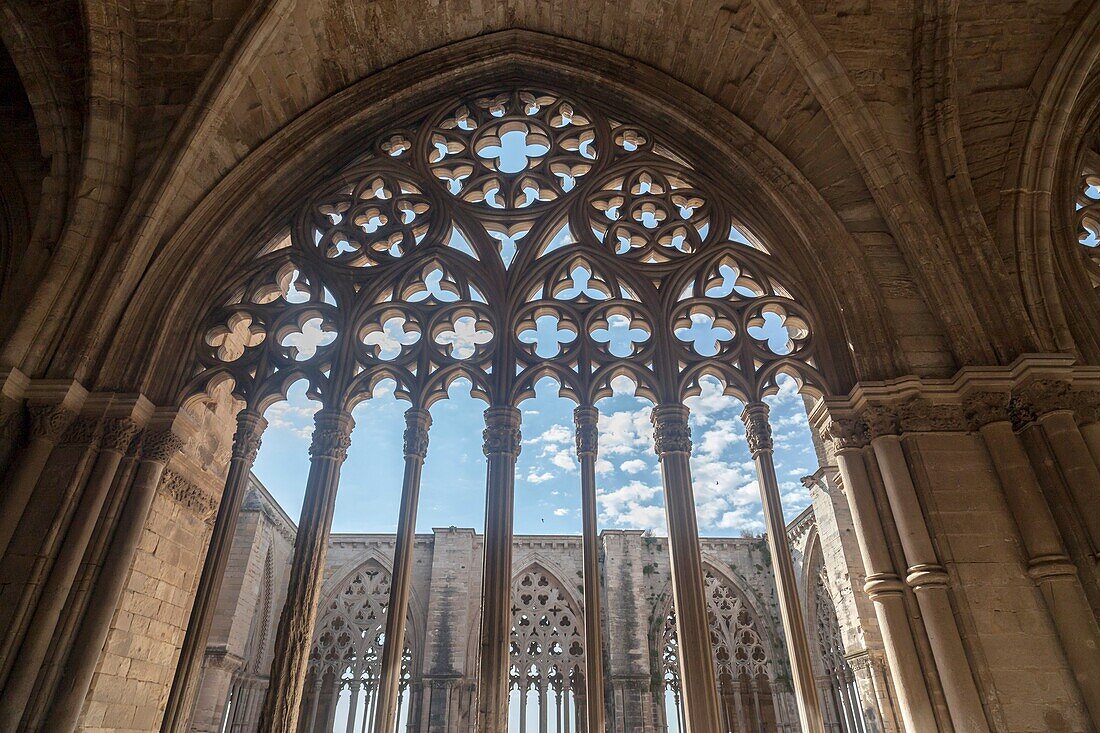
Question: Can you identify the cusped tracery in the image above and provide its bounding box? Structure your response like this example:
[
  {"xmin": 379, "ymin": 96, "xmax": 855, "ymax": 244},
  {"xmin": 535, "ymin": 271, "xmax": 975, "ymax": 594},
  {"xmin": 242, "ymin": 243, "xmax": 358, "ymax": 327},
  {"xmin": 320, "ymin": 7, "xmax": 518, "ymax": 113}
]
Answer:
[
  {"xmin": 1075, "ymin": 158, "xmax": 1100, "ymax": 291},
  {"xmin": 509, "ymin": 566, "xmax": 585, "ymax": 696},
  {"xmin": 188, "ymin": 86, "xmax": 824, "ymax": 411}
]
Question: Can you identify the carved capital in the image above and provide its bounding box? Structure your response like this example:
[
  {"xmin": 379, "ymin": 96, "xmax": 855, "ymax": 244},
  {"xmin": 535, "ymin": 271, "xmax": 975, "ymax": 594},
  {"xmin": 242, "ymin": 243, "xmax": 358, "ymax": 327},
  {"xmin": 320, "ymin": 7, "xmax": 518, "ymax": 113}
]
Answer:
[
  {"xmin": 1073, "ymin": 390, "xmax": 1100, "ymax": 426},
  {"xmin": 1011, "ymin": 379, "xmax": 1073, "ymax": 429},
  {"xmin": 162, "ymin": 468, "xmax": 219, "ymax": 524},
  {"xmin": 403, "ymin": 408, "xmax": 432, "ymax": 459},
  {"xmin": 897, "ymin": 399, "xmax": 965, "ymax": 433},
  {"xmin": 964, "ymin": 391, "xmax": 1011, "ymax": 430},
  {"xmin": 141, "ymin": 429, "xmax": 186, "ymax": 463},
  {"xmin": 232, "ymin": 410, "xmax": 267, "ymax": 464},
  {"xmin": 861, "ymin": 404, "xmax": 899, "ymax": 439},
  {"xmin": 651, "ymin": 404, "xmax": 691, "ymax": 455},
  {"xmin": 100, "ymin": 418, "xmax": 141, "ymax": 453},
  {"xmin": 824, "ymin": 417, "xmax": 867, "ymax": 452},
  {"xmin": 483, "ymin": 406, "xmax": 521, "ymax": 456},
  {"xmin": 309, "ymin": 411, "xmax": 354, "ymax": 461},
  {"xmin": 28, "ymin": 404, "xmax": 77, "ymax": 443},
  {"xmin": 61, "ymin": 416, "xmax": 103, "ymax": 447},
  {"xmin": 740, "ymin": 402, "xmax": 773, "ymax": 455},
  {"xmin": 574, "ymin": 406, "xmax": 598, "ymax": 457}
]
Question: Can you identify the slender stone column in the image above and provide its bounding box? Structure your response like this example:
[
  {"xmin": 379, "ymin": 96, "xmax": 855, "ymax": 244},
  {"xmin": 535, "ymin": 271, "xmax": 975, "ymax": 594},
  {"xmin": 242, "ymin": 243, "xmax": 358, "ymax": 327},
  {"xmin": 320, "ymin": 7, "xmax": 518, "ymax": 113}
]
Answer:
[
  {"xmin": 161, "ymin": 408, "xmax": 268, "ymax": 733},
  {"xmin": 574, "ymin": 405, "xmax": 607, "ymax": 733},
  {"xmin": 374, "ymin": 407, "xmax": 431, "ymax": 733},
  {"xmin": 45, "ymin": 423, "xmax": 187, "ymax": 732},
  {"xmin": 0, "ymin": 415, "xmax": 141, "ymax": 727},
  {"xmin": 1077, "ymin": 394, "xmax": 1100, "ymax": 470},
  {"xmin": 650, "ymin": 404, "xmax": 721, "ymax": 733},
  {"xmin": 1035, "ymin": 408, "xmax": 1100, "ymax": 558},
  {"xmin": 258, "ymin": 409, "xmax": 355, "ymax": 733},
  {"xmin": 476, "ymin": 405, "xmax": 522, "ymax": 733},
  {"xmin": 967, "ymin": 393, "xmax": 1100, "ymax": 727},
  {"xmin": 741, "ymin": 402, "xmax": 824, "ymax": 733},
  {"xmin": 865, "ymin": 408, "xmax": 990, "ymax": 733},
  {"xmin": 0, "ymin": 402, "xmax": 78, "ymax": 557},
  {"xmin": 825, "ymin": 418, "xmax": 936, "ymax": 733}
]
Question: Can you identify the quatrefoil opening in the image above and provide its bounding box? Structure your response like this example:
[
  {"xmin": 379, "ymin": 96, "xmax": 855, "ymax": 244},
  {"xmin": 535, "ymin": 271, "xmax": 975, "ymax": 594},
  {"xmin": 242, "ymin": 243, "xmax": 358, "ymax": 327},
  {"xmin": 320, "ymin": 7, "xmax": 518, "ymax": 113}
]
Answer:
[
  {"xmin": 746, "ymin": 304, "xmax": 810, "ymax": 356},
  {"xmin": 205, "ymin": 311, "xmax": 265, "ymax": 363},
  {"xmin": 275, "ymin": 312, "xmax": 338, "ymax": 362},
  {"xmin": 431, "ymin": 309, "xmax": 494, "ymax": 361},
  {"xmin": 674, "ymin": 306, "xmax": 736, "ymax": 358},
  {"xmin": 360, "ymin": 310, "xmax": 422, "ymax": 361}
]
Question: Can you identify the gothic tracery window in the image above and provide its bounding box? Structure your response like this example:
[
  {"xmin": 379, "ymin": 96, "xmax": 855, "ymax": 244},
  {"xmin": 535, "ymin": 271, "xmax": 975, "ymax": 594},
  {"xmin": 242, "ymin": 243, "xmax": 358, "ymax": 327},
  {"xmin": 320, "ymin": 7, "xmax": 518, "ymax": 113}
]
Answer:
[
  {"xmin": 812, "ymin": 558, "xmax": 866, "ymax": 733},
  {"xmin": 301, "ymin": 562, "xmax": 411, "ymax": 733},
  {"xmin": 660, "ymin": 570, "xmax": 778, "ymax": 733},
  {"xmin": 1075, "ymin": 141, "xmax": 1100, "ymax": 291},
  {"xmin": 509, "ymin": 566, "xmax": 585, "ymax": 731}
]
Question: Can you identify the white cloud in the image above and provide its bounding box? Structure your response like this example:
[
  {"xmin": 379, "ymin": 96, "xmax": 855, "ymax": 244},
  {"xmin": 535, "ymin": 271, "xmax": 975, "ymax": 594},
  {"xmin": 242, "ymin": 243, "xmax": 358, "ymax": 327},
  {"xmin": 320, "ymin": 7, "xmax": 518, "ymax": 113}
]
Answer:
[
  {"xmin": 532, "ymin": 423, "xmax": 573, "ymax": 445},
  {"xmin": 619, "ymin": 459, "xmax": 647, "ymax": 474},
  {"xmin": 527, "ymin": 471, "xmax": 555, "ymax": 484},
  {"xmin": 598, "ymin": 407, "xmax": 653, "ymax": 456},
  {"xmin": 553, "ymin": 508, "xmax": 570, "ymax": 517},
  {"xmin": 595, "ymin": 458, "xmax": 614, "ymax": 475},
  {"xmin": 597, "ymin": 480, "xmax": 665, "ymax": 532},
  {"xmin": 549, "ymin": 450, "xmax": 577, "ymax": 472}
]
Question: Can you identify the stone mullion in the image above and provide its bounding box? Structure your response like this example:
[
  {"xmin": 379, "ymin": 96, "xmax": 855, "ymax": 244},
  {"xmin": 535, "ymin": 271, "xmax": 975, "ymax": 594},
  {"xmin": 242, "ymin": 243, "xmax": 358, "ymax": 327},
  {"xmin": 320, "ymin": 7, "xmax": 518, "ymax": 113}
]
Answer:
[
  {"xmin": 741, "ymin": 402, "xmax": 825, "ymax": 733},
  {"xmin": 161, "ymin": 408, "xmax": 268, "ymax": 733},
  {"xmin": 0, "ymin": 414, "xmax": 142, "ymax": 728},
  {"xmin": 573, "ymin": 405, "xmax": 607, "ymax": 733},
  {"xmin": 864, "ymin": 413, "xmax": 990, "ymax": 733},
  {"xmin": 650, "ymin": 403, "xmax": 721, "ymax": 733},
  {"xmin": 258, "ymin": 409, "xmax": 355, "ymax": 733},
  {"xmin": 826, "ymin": 419, "xmax": 935, "ymax": 733},
  {"xmin": 374, "ymin": 407, "xmax": 431, "ymax": 733},
  {"xmin": 476, "ymin": 405, "xmax": 521, "ymax": 733},
  {"xmin": 967, "ymin": 396, "xmax": 1100, "ymax": 727},
  {"xmin": 45, "ymin": 420, "xmax": 189, "ymax": 732}
]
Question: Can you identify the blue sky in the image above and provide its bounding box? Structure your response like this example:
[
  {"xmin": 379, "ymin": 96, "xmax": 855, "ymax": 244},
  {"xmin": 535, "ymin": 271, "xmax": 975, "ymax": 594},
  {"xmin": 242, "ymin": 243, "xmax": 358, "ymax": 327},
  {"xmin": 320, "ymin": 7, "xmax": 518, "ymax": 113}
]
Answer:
[{"xmin": 254, "ymin": 371, "xmax": 817, "ymax": 537}]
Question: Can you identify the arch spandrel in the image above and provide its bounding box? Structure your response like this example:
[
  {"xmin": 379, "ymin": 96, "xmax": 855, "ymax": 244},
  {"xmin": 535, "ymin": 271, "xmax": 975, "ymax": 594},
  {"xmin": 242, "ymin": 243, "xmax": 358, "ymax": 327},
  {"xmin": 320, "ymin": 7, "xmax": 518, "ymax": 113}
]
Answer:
[{"xmin": 95, "ymin": 33, "xmax": 909, "ymax": 405}]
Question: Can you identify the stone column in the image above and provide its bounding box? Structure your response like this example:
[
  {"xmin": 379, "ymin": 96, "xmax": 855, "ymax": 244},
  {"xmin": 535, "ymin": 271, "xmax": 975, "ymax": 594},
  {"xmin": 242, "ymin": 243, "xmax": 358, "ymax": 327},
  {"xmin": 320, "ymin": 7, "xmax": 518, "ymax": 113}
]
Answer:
[
  {"xmin": 741, "ymin": 402, "xmax": 825, "ymax": 733},
  {"xmin": 1077, "ymin": 393, "xmax": 1100, "ymax": 470},
  {"xmin": 0, "ymin": 413, "xmax": 143, "ymax": 728},
  {"xmin": 0, "ymin": 396, "xmax": 81, "ymax": 557},
  {"xmin": 574, "ymin": 405, "xmax": 607, "ymax": 733},
  {"xmin": 258, "ymin": 409, "xmax": 355, "ymax": 733},
  {"xmin": 476, "ymin": 405, "xmax": 521, "ymax": 733},
  {"xmin": 865, "ymin": 407, "xmax": 990, "ymax": 733},
  {"xmin": 967, "ymin": 393, "xmax": 1100, "ymax": 727},
  {"xmin": 161, "ymin": 408, "xmax": 268, "ymax": 733},
  {"xmin": 650, "ymin": 404, "xmax": 721, "ymax": 733},
  {"xmin": 44, "ymin": 419, "xmax": 188, "ymax": 732},
  {"xmin": 374, "ymin": 407, "xmax": 431, "ymax": 733},
  {"xmin": 825, "ymin": 419, "xmax": 936, "ymax": 733}
]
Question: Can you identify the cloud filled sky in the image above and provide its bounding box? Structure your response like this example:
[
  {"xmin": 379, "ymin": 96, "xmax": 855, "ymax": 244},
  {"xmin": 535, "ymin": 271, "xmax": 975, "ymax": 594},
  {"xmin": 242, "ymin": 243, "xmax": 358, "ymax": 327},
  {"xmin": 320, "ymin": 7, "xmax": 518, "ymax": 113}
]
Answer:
[{"xmin": 253, "ymin": 372, "xmax": 817, "ymax": 537}]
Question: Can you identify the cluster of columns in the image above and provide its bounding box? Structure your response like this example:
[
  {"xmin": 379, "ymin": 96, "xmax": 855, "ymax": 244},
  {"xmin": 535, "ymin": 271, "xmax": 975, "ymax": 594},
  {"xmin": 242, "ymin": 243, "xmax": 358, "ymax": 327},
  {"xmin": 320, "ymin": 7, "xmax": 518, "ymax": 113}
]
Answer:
[
  {"xmin": 513, "ymin": 681, "xmax": 582, "ymax": 733},
  {"xmin": 823, "ymin": 382, "xmax": 1100, "ymax": 733},
  {"xmin": 164, "ymin": 396, "xmax": 827, "ymax": 733}
]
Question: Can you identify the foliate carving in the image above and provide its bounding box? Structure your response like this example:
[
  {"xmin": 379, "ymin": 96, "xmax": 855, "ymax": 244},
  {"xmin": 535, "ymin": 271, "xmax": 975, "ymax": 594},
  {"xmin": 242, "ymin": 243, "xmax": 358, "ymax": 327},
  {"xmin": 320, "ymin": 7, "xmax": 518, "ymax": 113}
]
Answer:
[
  {"xmin": 573, "ymin": 406, "xmax": 598, "ymax": 457},
  {"xmin": 100, "ymin": 418, "xmax": 140, "ymax": 453},
  {"xmin": 824, "ymin": 417, "xmax": 867, "ymax": 452},
  {"xmin": 28, "ymin": 405, "xmax": 77, "ymax": 443},
  {"xmin": 309, "ymin": 412, "xmax": 354, "ymax": 461},
  {"xmin": 861, "ymin": 405, "xmax": 899, "ymax": 440},
  {"xmin": 483, "ymin": 407, "xmax": 521, "ymax": 456},
  {"xmin": 403, "ymin": 409, "xmax": 432, "ymax": 458},
  {"xmin": 741, "ymin": 403, "xmax": 773, "ymax": 455},
  {"xmin": 652, "ymin": 405, "xmax": 690, "ymax": 455},
  {"xmin": 897, "ymin": 399, "xmax": 965, "ymax": 433},
  {"xmin": 61, "ymin": 417, "xmax": 102, "ymax": 447},
  {"xmin": 142, "ymin": 430, "xmax": 186, "ymax": 463},
  {"xmin": 963, "ymin": 391, "xmax": 1011, "ymax": 430},
  {"xmin": 1075, "ymin": 391, "xmax": 1100, "ymax": 426},
  {"xmin": 161, "ymin": 469, "xmax": 219, "ymax": 523},
  {"xmin": 231, "ymin": 410, "xmax": 267, "ymax": 464},
  {"xmin": 1012, "ymin": 379, "xmax": 1073, "ymax": 423}
]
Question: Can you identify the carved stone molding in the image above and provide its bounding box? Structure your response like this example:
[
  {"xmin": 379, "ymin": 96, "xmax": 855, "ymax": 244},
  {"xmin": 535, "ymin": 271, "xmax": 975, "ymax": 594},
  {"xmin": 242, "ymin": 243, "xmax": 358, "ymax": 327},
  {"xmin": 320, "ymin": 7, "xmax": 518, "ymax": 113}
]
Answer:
[
  {"xmin": 963, "ymin": 391, "xmax": 1011, "ymax": 431},
  {"xmin": 824, "ymin": 417, "xmax": 867, "ymax": 452},
  {"xmin": 60, "ymin": 416, "xmax": 103, "ymax": 447},
  {"xmin": 28, "ymin": 404, "xmax": 77, "ymax": 443},
  {"xmin": 905, "ymin": 563, "xmax": 950, "ymax": 591},
  {"xmin": 741, "ymin": 402, "xmax": 773, "ymax": 455},
  {"xmin": 308, "ymin": 411, "xmax": 354, "ymax": 461},
  {"xmin": 141, "ymin": 429, "xmax": 186, "ymax": 463},
  {"xmin": 1073, "ymin": 390, "xmax": 1100, "ymax": 426},
  {"xmin": 1011, "ymin": 379, "xmax": 1073, "ymax": 430},
  {"xmin": 860, "ymin": 405, "xmax": 899, "ymax": 440},
  {"xmin": 483, "ymin": 406, "xmax": 522, "ymax": 456},
  {"xmin": 897, "ymin": 399, "xmax": 966, "ymax": 434},
  {"xmin": 573, "ymin": 406, "xmax": 598, "ymax": 457},
  {"xmin": 651, "ymin": 404, "xmax": 691, "ymax": 455},
  {"xmin": 863, "ymin": 573, "xmax": 906, "ymax": 601},
  {"xmin": 100, "ymin": 418, "xmax": 141, "ymax": 453},
  {"xmin": 403, "ymin": 408, "xmax": 432, "ymax": 459},
  {"xmin": 1026, "ymin": 553, "xmax": 1079, "ymax": 583},
  {"xmin": 232, "ymin": 410, "xmax": 267, "ymax": 464},
  {"xmin": 162, "ymin": 469, "xmax": 219, "ymax": 524}
]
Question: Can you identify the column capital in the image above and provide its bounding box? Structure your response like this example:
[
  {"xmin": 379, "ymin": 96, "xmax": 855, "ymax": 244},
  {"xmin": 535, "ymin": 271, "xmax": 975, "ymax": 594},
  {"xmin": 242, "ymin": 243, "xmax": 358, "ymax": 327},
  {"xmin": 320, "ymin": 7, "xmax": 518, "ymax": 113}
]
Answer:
[
  {"xmin": 897, "ymin": 399, "xmax": 966, "ymax": 433},
  {"xmin": 740, "ymin": 401, "xmax": 772, "ymax": 455},
  {"xmin": 232, "ymin": 409, "xmax": 268, "ymax": 463},
  {"xmin": 60, "ymin": 416, "xmax": 104, "ymax": 447},
  {"xmin": 28, "ymin": 404, "xmax": 78, "ymax": 443},
  {"xmin": 861, "ymin": 404, "xmax": 900, "ymax": 440},
  {"xmin": 101, "ymin": 417, "xmax": 142, "ymax": 453},
  {"xmin": 574, "ymin": 405, "xmax": 598, "ymax": 457},
  {"xmin": 1009, "ymin": 378, "xmax": 1073, "ymax": 430},
  {"xmin": 651, "ymin": 403, "xmax": 691, "ymax": 455},
  {"xmin": 1073, "ymin": 389, "xmax": 1100, "ymax": 426},
  {"xmin": 141, "ymin": 429, "xmax": 187, "ymax": 463},
  {"xmin": 309, "ymin": 410, "xmax": 354, "ymax": 460},
  {"xmin": 963, "ymin": 391, "xmax": 1011, "ymax": 430},
  {"xmin": 482, "ymin": 405, "xmax": 521, "ymax": 456},
  {"xmin": 403, "ymin": 407, "xmax": 432, "ymax": 458},
  {"xmin": 824, "ymin": 417, "xmax": 868, "ymax": 452}
]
